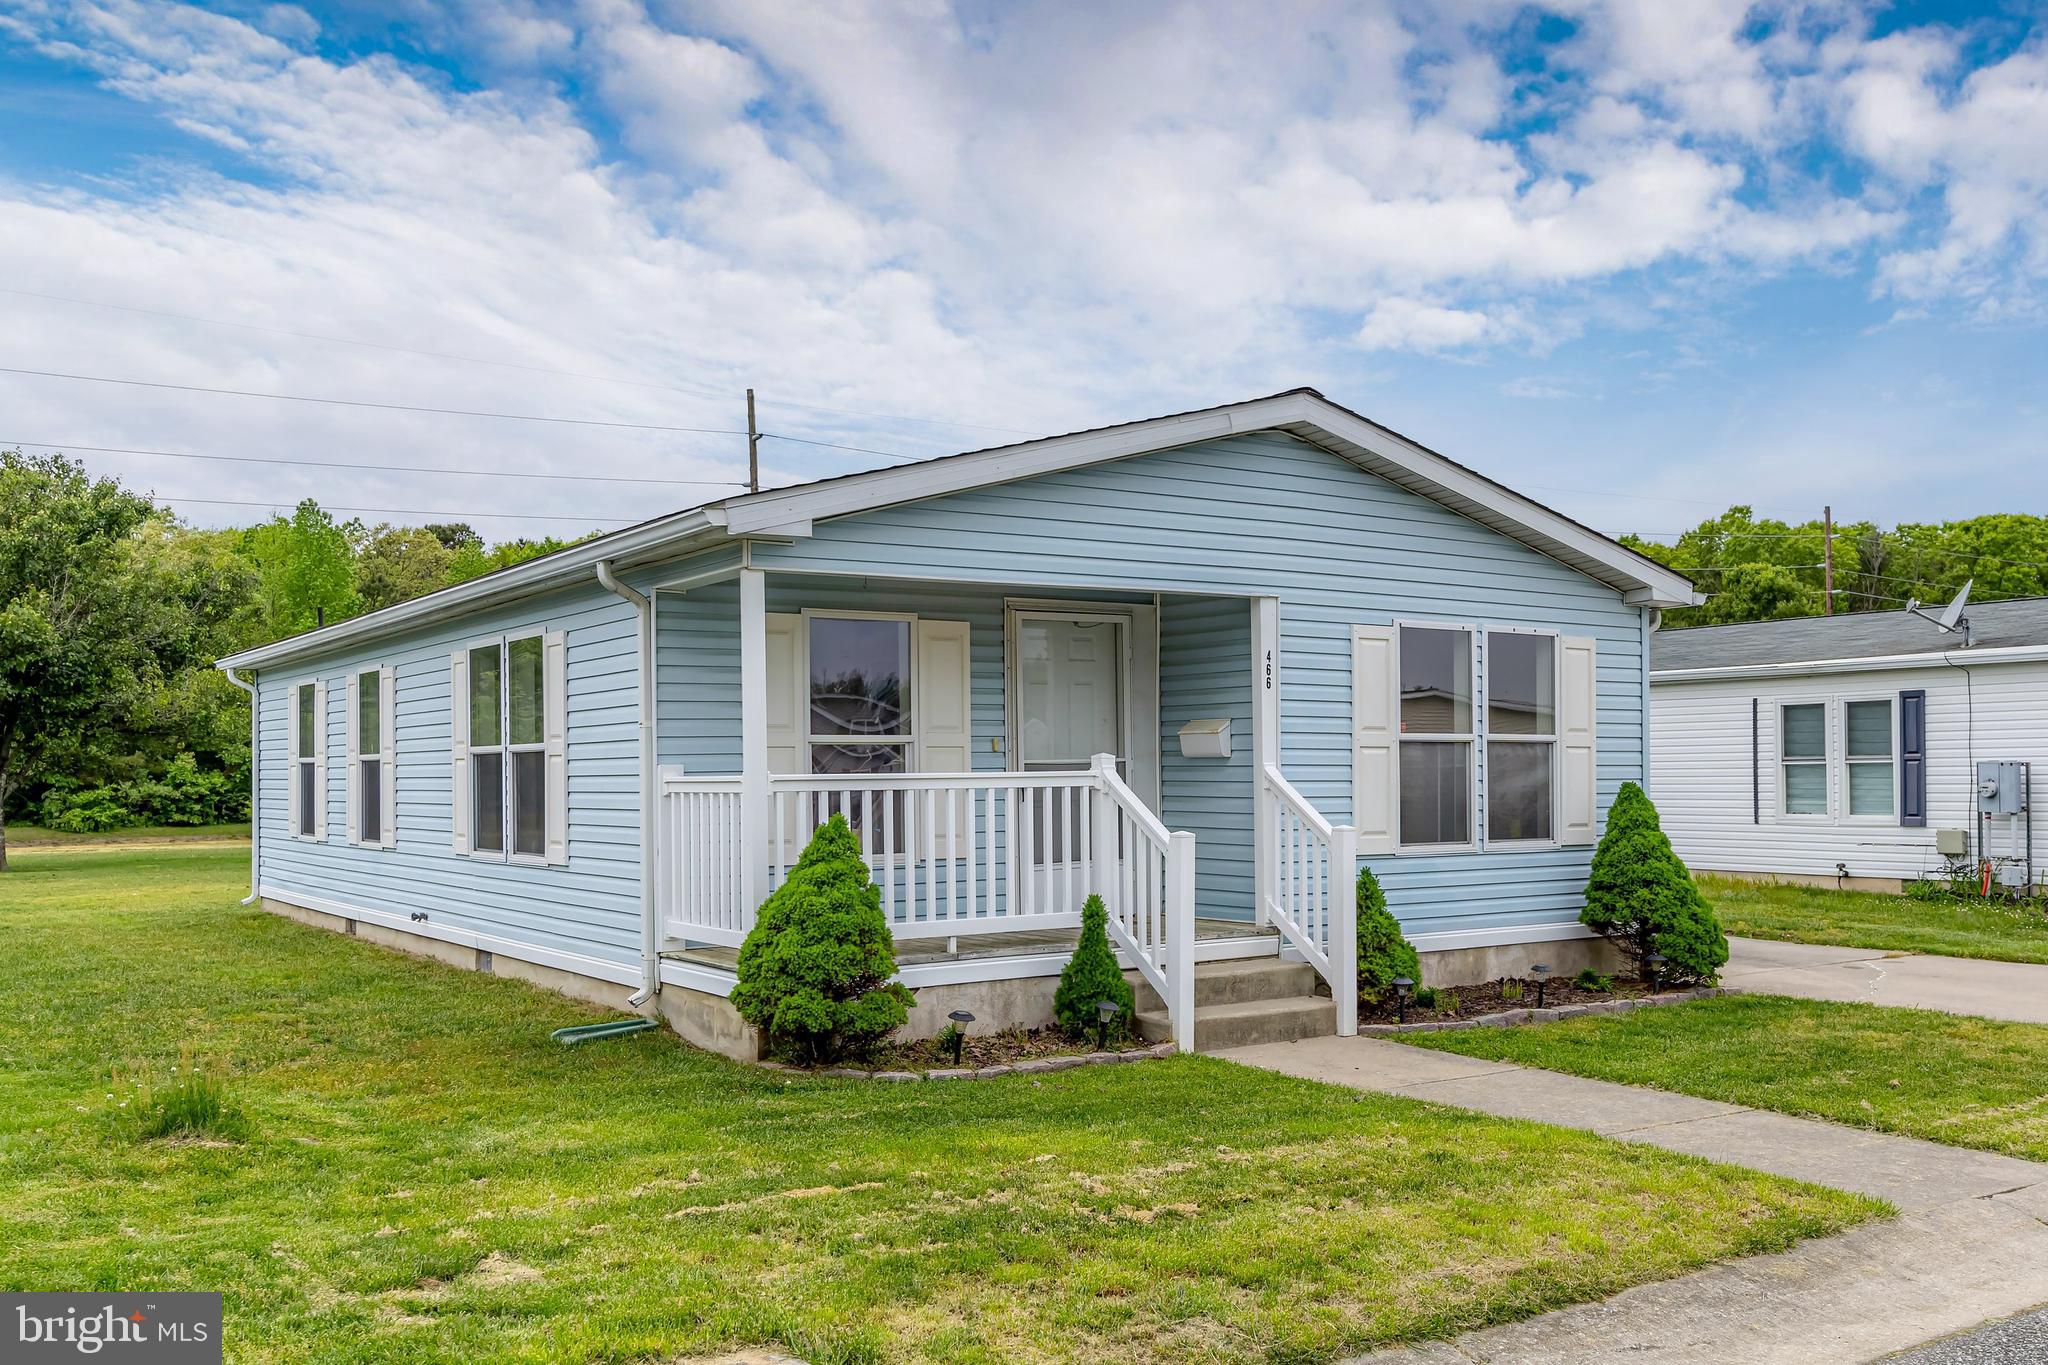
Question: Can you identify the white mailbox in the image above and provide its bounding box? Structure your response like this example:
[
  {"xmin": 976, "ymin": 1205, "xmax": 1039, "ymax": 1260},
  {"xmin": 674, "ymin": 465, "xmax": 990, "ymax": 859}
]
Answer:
[{"xmin": 1177, "ymin": 717, "xmax": 1232, "ymax": 759}]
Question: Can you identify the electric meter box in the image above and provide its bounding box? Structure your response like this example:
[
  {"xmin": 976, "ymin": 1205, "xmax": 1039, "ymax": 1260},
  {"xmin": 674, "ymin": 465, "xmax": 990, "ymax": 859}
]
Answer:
[{"xmin": 1976, "ymin": 761, "xmax": 2028, "ymax": 816}]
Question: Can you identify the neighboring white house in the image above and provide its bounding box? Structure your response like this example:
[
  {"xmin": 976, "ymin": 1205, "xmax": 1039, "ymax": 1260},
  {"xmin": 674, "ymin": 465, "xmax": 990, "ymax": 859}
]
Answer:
[
  {"xmin": 217, "ymin": 389, "xmax": 1700, "ymax": 1057},
  {"xmin": 1650, "ymin": 599, "xmax": 2048, "ymax": 892}
]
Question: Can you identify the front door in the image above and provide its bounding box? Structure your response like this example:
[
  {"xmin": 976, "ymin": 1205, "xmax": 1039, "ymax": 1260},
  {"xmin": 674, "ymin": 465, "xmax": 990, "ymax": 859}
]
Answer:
[{"xmin": 1011, "ymin": 610, "xmax": 1129, "ymax": 914}]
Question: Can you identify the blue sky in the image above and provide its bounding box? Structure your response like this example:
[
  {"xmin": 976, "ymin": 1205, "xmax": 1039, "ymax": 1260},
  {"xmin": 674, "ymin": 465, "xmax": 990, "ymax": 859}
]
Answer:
[{"xmin": 1, "ymin": 0, "xmax": 2043, "ymax": 543}]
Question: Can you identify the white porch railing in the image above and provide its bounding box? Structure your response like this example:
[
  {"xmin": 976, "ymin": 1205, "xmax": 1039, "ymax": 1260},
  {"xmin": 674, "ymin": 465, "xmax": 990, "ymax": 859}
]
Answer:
[
  {"xmin": 657, "ymin": 756, "xmax": 1198, "ymax": 1050},
  {"xmin": 1259, "ymin": 763, "xmax": 1358, "ymax": 1037}
]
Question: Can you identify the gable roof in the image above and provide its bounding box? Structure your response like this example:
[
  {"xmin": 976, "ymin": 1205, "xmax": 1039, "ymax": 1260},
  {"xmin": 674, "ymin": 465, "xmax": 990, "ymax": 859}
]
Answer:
[
  {"xmin": 220, "ymin": 387, "xmax": 1699, "ymax": 671},
  {"xmin": 1652, "ymin": 597, "xmax": 2048, "ymax": 675}
]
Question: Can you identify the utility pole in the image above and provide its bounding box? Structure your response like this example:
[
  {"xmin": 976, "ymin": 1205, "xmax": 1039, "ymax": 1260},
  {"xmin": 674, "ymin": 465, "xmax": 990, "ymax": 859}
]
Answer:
[
  {"xmin": 745, "ymin": 387, "xmax": 760, "ymax": 495},
  {"xmin": 1823, "ymin": 505, "xmax": 1834, "ymax": 615}
]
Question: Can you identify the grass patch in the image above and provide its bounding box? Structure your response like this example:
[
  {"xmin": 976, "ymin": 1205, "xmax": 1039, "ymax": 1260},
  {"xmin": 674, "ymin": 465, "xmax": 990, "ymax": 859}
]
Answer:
[
  {"xmin": 5, "ymin": 822, "xmax": 252, "ymax": 848},
  {"xmin": 1409, "ymin": 993, "xmax": 2048, "ymax": 1163},
  {"xmin": 0, "ymin": 847, "xmax": 1879, "ymax": 1363},
  {"xmin": 1705, "ymin": 874, "xmax": 2048, "ymax": 965},
  {"xmin": 108, "ymin": 1045, "xmax": 250, "ymax": 1144}
]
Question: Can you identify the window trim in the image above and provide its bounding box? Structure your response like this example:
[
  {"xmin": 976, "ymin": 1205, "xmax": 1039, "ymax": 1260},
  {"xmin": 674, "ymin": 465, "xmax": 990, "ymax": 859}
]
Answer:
[
  {"xmin": 348, "ymin": 664, "xmax": 395, "ymax": 850},
  {"xmin": 1481, "ymin": 625, "xmax": 1562, "ymax": 850},
  {"xmin": 1777, "ymin": 698, "xmax": 1833, "ymax": 823},
  {"xmin": 1394, "ymin": 619, "xmax": 1478, "ymax": 854},
  {"xmin": 292, "ymin": 678, "xmax": 321, "ymax": 841},
  {"xmin": 799, "ymin": 608, "xmax": 920, "ymax": 774},
  {"xmin": 1839, "ymin": 693, "xmax": 1899, "ymax": 824},
  {"xmin": 463, "ymin": 629, "xmax": 551, "ymax": 865}
]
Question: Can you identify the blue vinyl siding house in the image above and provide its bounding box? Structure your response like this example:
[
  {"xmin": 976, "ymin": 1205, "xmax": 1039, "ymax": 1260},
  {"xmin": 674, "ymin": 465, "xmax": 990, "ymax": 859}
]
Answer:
[{"xmin": 220, "ymin": 390, "xmax": 1698, "ymax": 1056}]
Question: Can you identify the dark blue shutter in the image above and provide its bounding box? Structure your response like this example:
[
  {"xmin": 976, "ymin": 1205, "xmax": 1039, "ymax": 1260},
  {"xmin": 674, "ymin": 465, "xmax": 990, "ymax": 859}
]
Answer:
[{"xmin": 1899, "ymin": 689, "xmax": 1927, "ymax": 827}]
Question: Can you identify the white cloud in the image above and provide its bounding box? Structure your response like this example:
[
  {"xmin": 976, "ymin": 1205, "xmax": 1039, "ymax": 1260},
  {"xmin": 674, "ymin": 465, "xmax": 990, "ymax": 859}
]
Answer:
[{"xmin": 1358, "ymin": 299, "xmax": 1531, "ymax": 352}]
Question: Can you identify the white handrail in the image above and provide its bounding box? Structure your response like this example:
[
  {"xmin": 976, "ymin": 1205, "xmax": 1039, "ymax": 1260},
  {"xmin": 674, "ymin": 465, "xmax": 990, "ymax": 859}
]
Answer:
[
  {"xmin": 1260, "ymin": 763, "xmax": 1358, "ymax": 1037},
  {"xmin": 1092, "ymin": 754, "xmax": 1195, "ymax": 1053}
]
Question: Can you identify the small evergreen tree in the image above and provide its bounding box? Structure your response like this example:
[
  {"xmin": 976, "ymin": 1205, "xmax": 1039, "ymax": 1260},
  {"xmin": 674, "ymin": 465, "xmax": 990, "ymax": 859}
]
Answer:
[
  {"xmin": 731, "ymin": 815, "xmax": 914, "ymax": 1064},
  {"xmin": 1354, "ymin": 865, "xmax": 1421, "ymax": 1002},
  {"xmin": 1581, "ymin": 782, "xmax": 1728, "ymax": 985},
  {"xmin": 1054, "ymin": 894, "xmax": 1136, "ymax": 1042}
]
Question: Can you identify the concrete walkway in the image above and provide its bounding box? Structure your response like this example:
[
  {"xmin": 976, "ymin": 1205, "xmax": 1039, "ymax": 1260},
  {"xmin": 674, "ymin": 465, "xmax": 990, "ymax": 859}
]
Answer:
[
  {"xmin": 1723, "ymin": 936, "xmax": 2048, "ymax": 1025},
  {"xmin": 1218, "ymin": 1035, "xmax": 2048, "ymax": 1364}
]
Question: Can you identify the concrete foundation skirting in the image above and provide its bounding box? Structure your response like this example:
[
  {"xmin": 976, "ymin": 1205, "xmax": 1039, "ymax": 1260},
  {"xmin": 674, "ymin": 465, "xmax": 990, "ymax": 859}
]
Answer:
[
  {"xmin": 1697, "ymin": 867, "xmax": 1908, "ymax": 894},
  {"xmin": 1360, "ymin": 987, "xmax": 1736, "ymax": 1036},
  {"xmin": 1416, "ymin": 935, "xmax": 1620, "ymax": 987}
]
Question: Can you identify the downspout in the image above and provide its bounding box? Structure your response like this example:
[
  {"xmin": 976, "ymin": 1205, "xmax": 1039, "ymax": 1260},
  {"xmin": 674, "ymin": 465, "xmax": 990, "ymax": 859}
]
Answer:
[
  {"xmin": 596, "ymin": 560, "xmax": 660, "ymax": 1009},
  {"xmin": 219, "ymin": 665, "xmax": 260, "ymax": 905}
]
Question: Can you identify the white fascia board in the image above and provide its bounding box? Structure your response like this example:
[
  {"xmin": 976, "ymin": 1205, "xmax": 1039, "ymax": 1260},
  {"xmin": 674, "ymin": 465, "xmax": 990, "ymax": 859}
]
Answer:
[
  {"xmin": 719, "ymin": 391, "xmax": 1696, "ymax": 605},
  {"xmin": 1651, "ymin": 644, "xmax": 2048, "ymax": 684},
  {"xmin": 218, "ymin": 510, "xmax": 721, "ymax": 671}
]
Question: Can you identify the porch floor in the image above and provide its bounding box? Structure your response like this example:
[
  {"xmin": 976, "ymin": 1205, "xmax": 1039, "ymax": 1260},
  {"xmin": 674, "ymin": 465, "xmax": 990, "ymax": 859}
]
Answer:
[{"xmin": 664, "ymin": 916, "xmax": 1272, "ymax": 973}]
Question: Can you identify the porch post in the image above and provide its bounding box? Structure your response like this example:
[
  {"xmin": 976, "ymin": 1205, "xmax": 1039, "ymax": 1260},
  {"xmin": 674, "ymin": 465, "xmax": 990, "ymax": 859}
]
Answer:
[
  {"xmin": 1251, "ymin": 596, "xmax": 1281, "ymax": 927},
  {"xmin": 738, "ymin": 566, "xmax": 769, "ymax": 918}
]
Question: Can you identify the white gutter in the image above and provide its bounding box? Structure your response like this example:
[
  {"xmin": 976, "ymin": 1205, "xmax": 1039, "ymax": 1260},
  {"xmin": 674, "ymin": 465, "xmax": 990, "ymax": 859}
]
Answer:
[
  {"xmin": 1651, "ymin": 642, "xmax": 2048, "ymax": 684},
  {"xmin": 595, "ymin": 559, "xmax": 660, "ymax": 1010},
  {"xmin": 219, "ymin": 666, "xmax": 260, "ymax": 905}
]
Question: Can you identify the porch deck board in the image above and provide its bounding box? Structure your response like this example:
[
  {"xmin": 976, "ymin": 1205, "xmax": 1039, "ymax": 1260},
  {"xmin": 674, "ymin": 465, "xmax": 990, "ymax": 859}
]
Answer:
[{"xmin": 664, "ymin": 916, "xmax": 1269, "ymax": 972}]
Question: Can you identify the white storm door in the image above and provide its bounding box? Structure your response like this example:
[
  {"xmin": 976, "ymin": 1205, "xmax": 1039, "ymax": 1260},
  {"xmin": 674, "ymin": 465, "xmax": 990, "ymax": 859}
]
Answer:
[{"xmin": 1013, "ymin": 612, "xmax": 1127, "ymax": 914}]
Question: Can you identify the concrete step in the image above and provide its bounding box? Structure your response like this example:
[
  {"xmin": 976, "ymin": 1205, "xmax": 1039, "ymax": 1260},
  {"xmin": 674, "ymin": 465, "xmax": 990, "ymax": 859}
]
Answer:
[
  {"xmin": 1136, "ymin": 995, "xmax": 1337, "ymax": 1051},
  {"xmin": 1128, "ymin": 957, "xmax": 1319, "ymax": 1012}
]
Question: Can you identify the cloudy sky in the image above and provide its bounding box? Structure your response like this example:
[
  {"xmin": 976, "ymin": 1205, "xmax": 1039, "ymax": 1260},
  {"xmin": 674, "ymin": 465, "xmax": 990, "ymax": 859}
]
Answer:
[{"xmin": 1, "ymin": 0, "xmax": 2043, "ymax": 544}]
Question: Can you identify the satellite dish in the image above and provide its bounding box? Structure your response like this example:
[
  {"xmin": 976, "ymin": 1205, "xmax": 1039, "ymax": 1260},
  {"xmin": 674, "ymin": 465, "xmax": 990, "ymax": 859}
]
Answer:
[{"xmin": 1905, "ymin": 579, "xmax": 1973, "ymax": 646}]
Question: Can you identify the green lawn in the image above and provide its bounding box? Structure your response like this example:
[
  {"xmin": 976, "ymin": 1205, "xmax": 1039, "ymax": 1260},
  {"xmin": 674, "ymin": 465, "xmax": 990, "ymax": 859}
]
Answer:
[
  {"xmin": 1704, "ymin": 874, "xmax": 2048, "ymax": 965},
  {"xmin": 1409, "ymin": 994, "xmax": 2048, "ymax": 1163},
  {"xmin": 0, "ymin": 847, "xmax": 1878, "ymax": 1364},
  {"xmin": 5, "ymin": 821, "xmax": 252, "ymax": 847}
]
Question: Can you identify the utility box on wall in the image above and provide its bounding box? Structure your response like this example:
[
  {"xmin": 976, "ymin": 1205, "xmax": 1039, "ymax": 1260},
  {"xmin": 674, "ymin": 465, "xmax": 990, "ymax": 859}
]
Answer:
[
  {"xmin": 1177, "ymin": 718, "xmax": 1232, "ymax": 759},
  {"xmin": 1977, "ymin": 761, "xmax": 2029, "ymax": 816}
]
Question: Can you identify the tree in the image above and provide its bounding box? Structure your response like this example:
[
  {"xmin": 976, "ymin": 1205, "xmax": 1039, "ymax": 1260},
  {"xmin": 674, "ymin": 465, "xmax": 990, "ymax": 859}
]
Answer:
[
  {"xmin": 240, "ymin": 499, "xmax": 358, "ymax": 637},
  {"xmin": 1580, "ymin": 782, "xmax": 1728, "ymax": 985},
  {"xmin": 0, "ymin": 453, "xmax": 161, "ymax": 869},
  {"xmin": 731, "ymin": 815, "xmax": 915, "ymax": 1064},
  {"xmin": 351, "ymin": 523, "xmax": 454, "ymax": 611},
  {"xmin": 423, "ymin": 522, "xmax": 483, "ymax": 553},
  {"xmin": 1354, "ymin": 866, "xmax": 1420, "ymax": 1002},
  {"xmin": 1053, "ymin": 894, "xmax": 1136, "ymax": 1042}
]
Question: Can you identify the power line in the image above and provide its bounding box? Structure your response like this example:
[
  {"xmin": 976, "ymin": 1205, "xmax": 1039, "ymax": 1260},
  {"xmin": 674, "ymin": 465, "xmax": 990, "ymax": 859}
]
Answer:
[
  {"xmin": 3, "ymin": 439, "xmax": 749, "ymax": 489},
  {"xmin": 154, "ymin": 494, "xmax": 636, "ymax": 525},
  {"xmin": 3, "ymin": 285, "xmax": 1044, "ymax": 437},
  {"xmin": 759, "ymin": 431, "xmax": 928, "ymax": 462},
  {"xmin": 0, "ymin": 366, "xmax": 752, "ymax": 435}
]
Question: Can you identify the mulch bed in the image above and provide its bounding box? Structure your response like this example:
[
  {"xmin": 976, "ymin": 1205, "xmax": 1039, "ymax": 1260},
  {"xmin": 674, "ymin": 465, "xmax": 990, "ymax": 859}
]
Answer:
[
  {"xmin": 1358, "ymin": 975, "xmax": 1657, "ymax": 1026},
  {"xmin": 765, "ymin": 1026, "xmax": 1169, "ymax": 1079}
]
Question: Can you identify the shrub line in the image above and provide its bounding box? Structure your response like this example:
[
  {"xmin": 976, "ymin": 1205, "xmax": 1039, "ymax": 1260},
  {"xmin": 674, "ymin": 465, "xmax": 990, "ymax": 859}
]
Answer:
[{"xmin": 1362, "ymin": 988, "xmax": 1737, "ymax": 1035}]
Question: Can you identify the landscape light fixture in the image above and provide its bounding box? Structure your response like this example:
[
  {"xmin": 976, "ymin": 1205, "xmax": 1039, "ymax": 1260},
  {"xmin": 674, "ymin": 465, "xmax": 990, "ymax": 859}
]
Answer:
[
  {"xmin": 1393, "ymin": 976, "xmax": 1414, "ymax": 1025},
  {"xmin": 1645, "ymin": 953, "xmax": 1668, "ymax": 995},
  {"xmin": 1530, "ymin": 963, "xmax": 1550, "ymax": 1010},
  {"xmin": 947, "ymin": 1010, "xmax": 975, "ymax": 1065},
  {"xmin": 1094, "ymin": 999, "xmax": 1120, "ymax": 1051}
]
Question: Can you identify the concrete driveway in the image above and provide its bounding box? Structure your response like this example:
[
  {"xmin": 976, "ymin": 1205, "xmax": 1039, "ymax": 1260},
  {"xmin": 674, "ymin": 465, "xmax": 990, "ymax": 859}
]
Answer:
[{"xmin": 1722, "ymin": 937, "xmax": 2048, "ymax": 1024}]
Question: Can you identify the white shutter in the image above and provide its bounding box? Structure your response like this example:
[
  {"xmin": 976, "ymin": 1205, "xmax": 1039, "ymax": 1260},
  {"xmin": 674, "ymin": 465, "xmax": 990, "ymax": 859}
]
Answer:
[
  {"xmin": 1559, "ymin": 635, "xmax": 1599, "ymax": 845},
  {"xmin": 379, "ymin": 664, "xmax": 397, "ymax": 848},
  {"xmin": 345, "ymin": 671, "xmax": 361, "ymax": 845},
  {"xmin": 916, "ymin": 618, "xmax": 973, "ymax": 856},
  {"xmin": 450, "ymin": 649, "xmax": 470, "ymax": 854},
  {"xmin": 1351, "ymin": 625, "xmax": 1399, "ymax": 855},
  {"xmin": 286, "ymin": 681, "xmax": 301, "ymax": 840},
  {"xmin": 544, "ymin": 629, "xmax": 569, "ymax": 865},
  {"xmin": 312, "ymin": 679, "xmax": 329, "ymax": 841},
  {"xmin": 765, "ymin": 613, "xmax": 804, "ymax": 860}
]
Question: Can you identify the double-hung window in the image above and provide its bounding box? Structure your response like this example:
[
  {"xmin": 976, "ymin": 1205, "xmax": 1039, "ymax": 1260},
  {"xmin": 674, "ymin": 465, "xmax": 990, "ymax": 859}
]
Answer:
[
  {"xmin": 1486, "ymin": 630, "xmax": 1556, "ymax": 843},
  {"xmin": 456, "ymin": 631, "xmax": 564, "ymax": 863},
  {"xmin": 1780, "ymin": 702, "xmax": 1828, "ymax": 816},
  {"xmin": 1398, "ymin": 624, "xmax": 1474, "ymax": 848},
  {"xmin": 348, "ymin": 665, "xmax": 396, "ymax": 847},
  {"xmin": 1843, "ymin": 698, "xmax": 1895, "ymax": 818},
  {"xmin": 807, "ymin": 615, "xmax": 914, "ymax": 777},
  {"xmin": 294, "ymin": 681, "xmax": 320, "ymax": 838}
]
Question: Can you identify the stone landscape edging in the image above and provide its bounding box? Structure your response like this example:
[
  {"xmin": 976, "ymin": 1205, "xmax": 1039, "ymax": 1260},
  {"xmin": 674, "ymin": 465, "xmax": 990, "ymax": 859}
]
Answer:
[
  {"xmin": 1359, "ymin": 986, "xmax": 1738, "ymax": 1036},
  {"xmin": 762, "ymin": 1041, "xmax": 1176, "ymax": 1080}
]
